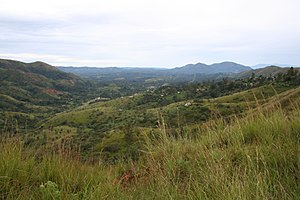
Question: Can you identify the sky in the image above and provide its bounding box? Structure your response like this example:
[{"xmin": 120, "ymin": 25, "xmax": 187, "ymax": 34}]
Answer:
[{"xmin": 0, "ymin": 0, "xmax": 300, "ymax": 68}]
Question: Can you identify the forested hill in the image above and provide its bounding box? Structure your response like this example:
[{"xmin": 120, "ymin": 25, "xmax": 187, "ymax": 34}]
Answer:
[
  {"xmin": 0, "ymin": 59, "xmax": 89, "ymax": 120},
  {"xmin": 0, "ymin": 59, "xmax": 85, "ymax": 89}
]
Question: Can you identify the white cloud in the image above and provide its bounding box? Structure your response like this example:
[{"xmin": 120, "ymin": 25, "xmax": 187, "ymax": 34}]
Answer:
[{"xmin": 0, "ymin": 0, "xmax": 299, "ymax": 67}]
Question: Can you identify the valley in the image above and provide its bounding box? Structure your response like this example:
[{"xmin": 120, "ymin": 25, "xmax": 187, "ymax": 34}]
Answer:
[
  {"xmin": 2, "ymin": 0, "xmax": 299, "ymax": 198},
  {"xmin": 1, "ymin": 58, "xmax": 300, "ymax": 199}
]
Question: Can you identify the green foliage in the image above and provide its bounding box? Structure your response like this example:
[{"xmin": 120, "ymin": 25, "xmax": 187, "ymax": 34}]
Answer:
[
  {"xmin": 1, "ymin": 100, "xmax": 300, "ymax": 199},
  {"xmin": 36, "ymin": 72, "xmax": 300, "ymax": 161},
  {"xmin": 97, "ymin": 126, "xmax": 145, "ymax": 163},
  {"xmin": 40, "ymin": 181, "xmax": 61, "ymax": 200}
]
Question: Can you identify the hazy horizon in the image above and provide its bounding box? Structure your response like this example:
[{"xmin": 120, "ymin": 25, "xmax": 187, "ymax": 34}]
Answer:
[
  {"xmin": 56, "ymin": 61, "xmax": 295, "ymax": 69},
  {"xmin": 1, "ymin": 0, "xmax": 300, "ymax": 67},
  {"xmin": 1, "ymin": 57, "xmax": 295, "ymax": 69}
]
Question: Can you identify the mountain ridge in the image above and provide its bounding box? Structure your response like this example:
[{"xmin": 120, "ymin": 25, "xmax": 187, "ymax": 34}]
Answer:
[
  {"xmin": 0, "ymin": 58, "xmax": 87, "ymax": 115},
  {"xmin": 171, "ymin": 61, "xmax": 251, "ymax": 74},
  {"xmin": 58, "ymin": 61, "xmax": 252, "ymax": 82}
]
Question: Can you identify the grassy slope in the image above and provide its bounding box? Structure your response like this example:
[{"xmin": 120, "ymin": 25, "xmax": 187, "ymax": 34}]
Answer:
[{"xmin": 1, "ymin": 88, "xmax": 300, "ymax": 199}]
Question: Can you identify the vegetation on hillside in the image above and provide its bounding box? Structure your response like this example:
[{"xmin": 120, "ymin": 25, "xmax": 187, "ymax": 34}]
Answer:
[
  {"xmin": 1, "ymin": 98, "xmax": 299, "ymax": 199},
  {"xmin": 1, "ymin": 59, "xmax": 300, "ymax": 199},
  {"xmin": 21, "ymin": 67, "xmax": 298, "ymax": 162}
]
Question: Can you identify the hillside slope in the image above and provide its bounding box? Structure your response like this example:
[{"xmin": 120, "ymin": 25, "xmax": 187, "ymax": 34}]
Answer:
[
  {"xmin": 37, "ymin": 81, "xmax": 298, "ymax": 160},
  {"xmin": 236, "ymin": 65, "xmax": 300, "ymax": 78},
  {"xmin": 0, "ymin": 59, "xmax": 88, "ymax": 130},
  {"xmin": 1, "ymin": 88, "xmax": 300, "ymax": 199}
]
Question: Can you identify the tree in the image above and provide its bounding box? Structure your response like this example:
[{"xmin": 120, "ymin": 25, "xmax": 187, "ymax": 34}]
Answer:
[
  {"xmin": 287, "ymin": 67, "xmax": 297, "ymax": 77},
  {"xmin": 285, "ymin": 67, "xmax": 298, "ymax": 82},
  {"xmin": 250, "ymin": 72, "xmax": 256, "ymax": 81}
]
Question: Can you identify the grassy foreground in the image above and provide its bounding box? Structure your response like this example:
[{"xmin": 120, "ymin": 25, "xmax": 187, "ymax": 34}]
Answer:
[{"xmin": 1, "ymin": 104, "xmax": 300, "ymax": 199}]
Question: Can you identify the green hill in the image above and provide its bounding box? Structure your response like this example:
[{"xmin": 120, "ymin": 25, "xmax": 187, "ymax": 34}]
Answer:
[{"xmin": 0, "ymin": 59, "xmax": 89, "ymax": 131}]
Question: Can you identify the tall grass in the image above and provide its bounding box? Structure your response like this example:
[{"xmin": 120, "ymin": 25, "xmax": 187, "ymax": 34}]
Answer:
[
  {"xmin": 0, "ymin": 137, "xmax": 130, "ymax": 199},
  {"xmin": 143, "ymin": 108, "xmax": 300, "ymax": 199},
  {"xmin": 1, "ymin": 104, "xmax": 300, "ymax": 199}
]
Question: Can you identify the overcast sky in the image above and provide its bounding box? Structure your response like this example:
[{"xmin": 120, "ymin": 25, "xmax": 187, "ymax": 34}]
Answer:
[{"xmin": 0, "ymin": 0, "xmax": 299, "ymax": 67}]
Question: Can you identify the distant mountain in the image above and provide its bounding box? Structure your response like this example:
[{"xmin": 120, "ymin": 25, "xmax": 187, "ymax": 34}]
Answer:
[
  {"xmin": 252, "ymin": 64, "xmax": 293, "ymax": 69},
  {"xmin": 171, "ymin": 62, "xmax": 252, "ymax": 75},
  {"xmin": 58, "ymin": 66, "xmax": 170, "ymax": 80},
  {"xmin": 58, "ymin": 61, "xmax": 252, "ymax": 83}
]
